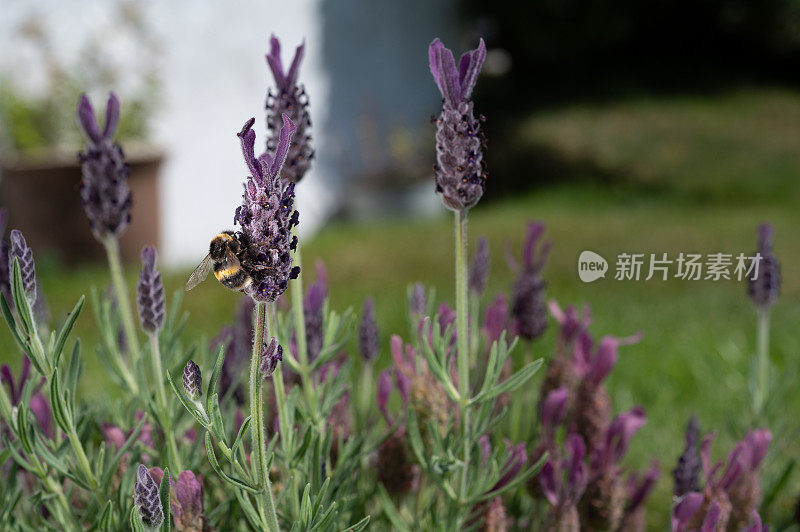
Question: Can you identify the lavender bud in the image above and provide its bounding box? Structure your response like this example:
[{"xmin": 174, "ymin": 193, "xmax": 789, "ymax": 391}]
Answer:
[
  {"xmin": 303, "ymin": 262, "xmax": 327, "ymax": 361},
  {"xmin": 673, "ymin": 415, "xmax": 701, "ymax": 496},
  {"xmin": 8, "ymin": 230, "xmax": 36, "ymax": 305},
  {"xmin": 429, "ymin": 38, "xmax": 487, "ymax": 211},
  {"xmin": 508, "ymin": 222, "xmax": 551, "ymax": 340},
  {"xmin": 260, "ymin": 337, "xmax": 283, "ymax": 378},
  {"xmin": 183, "ymin": 360, "xmax": 203, "ymax": 401},
  {"xmin": 137, "ymin": 247, "xmax": 165, "ymax": 333},
  {"xmin": 469, "ymin": 237, "xmax": 490, "ymax": 295},
  {"xmin": 133, "ymin": 464, "xmax": 163, "ymax": 529},
  {"xmin": 77, "ymin": 93, "xmax": 133, "ymax": 240},
  {"xmin": 235, "ymin": 115, "xmax": 300, "ymax": 302},
  {"xmin": 358, "ymin": 297, "xmax": 379, "ymax": 362},
  {"xmin": 748, "ymin": 223, "xmax": 780, "ymax": 309},
  {"xmin": 409, "ymin": 282, "xmax": 427, "ymax": 320},
  {"xmin": 266, "ymin": 35, "xmax": 314, "ymax": 183}
]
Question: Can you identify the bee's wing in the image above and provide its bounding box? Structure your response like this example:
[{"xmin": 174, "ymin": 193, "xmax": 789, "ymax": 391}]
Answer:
[{"xmin": 185, "ymin": 254, "xmax": 213, "ymax": 291}]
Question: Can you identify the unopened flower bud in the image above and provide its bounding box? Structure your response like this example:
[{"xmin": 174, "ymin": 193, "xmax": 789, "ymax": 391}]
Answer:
[
  {"xmin": 358, "ymin": 297, "xmax": 379, "ymax": 362},
  {"xmin": 8, "ymin": 230, "xmax": 36, "ymax": 305},
  {"xmin": 137, "ymin": 247, "xmax": 165, "ymax": 333},
  {"xmin": 260, "ymin": 337, "xmax": 283, "ymax": 378},
  {"xmin": 133, "ymin": 464, "xmax": 163, "ymax": 529},
  {"xmin": 183, "ymin": 360, "xmax": 203, "ymax": 401}
]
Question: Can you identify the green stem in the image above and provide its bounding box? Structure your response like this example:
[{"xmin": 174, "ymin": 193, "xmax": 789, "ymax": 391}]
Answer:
[
  {"xmin": 268, "ymin": 304, "xmax": 293, "ymax": 452},
  {"xmin": 756, "ymin": 307, "xmax": 771, "ymax": 413},
  {"xmin": 290, "ymin": 242, "xmax": 318, "ymax": 416},
  {"xmin": 66, "ymin": 427, "xmax": 98, "ymax": 490},
  {"xmin": 454, "ymin": 209, "xmax": 471, "ymax": 505},
  {"xmin": 102, "ymin": 237, "xmax": 141, "ymax": 369},
  {"xmin": 249, "ymin": 301, "xmax": 280, "ymax": 532},
  {"xmin": 149, "ymin": 333, "xmax": 182, "ymax": 471}
]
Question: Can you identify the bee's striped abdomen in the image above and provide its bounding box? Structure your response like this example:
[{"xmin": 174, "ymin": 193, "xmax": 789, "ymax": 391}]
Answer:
[{"xmin": 214, "ymin": 260, "xmax": 251, "ymax": 290}]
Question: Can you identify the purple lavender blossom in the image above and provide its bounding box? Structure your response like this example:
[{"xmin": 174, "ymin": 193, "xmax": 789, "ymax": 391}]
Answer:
[
  {"xmin": 469, "ymin": 237, "xmax": 490, "ymax": 295},
  {"xmin": 429, "ymin": 38, "xmax": 487, "ymax": 211},
  {"xmin": 183, "ymin": 360, "xmax": 202, "ymax": 401},
  {"xmin": 549, "ymin": 301, "xmax": 591, "ymax": 347},
  {"xmin": 748, "ymin": 222, "xmax": 780, "ymax": 309},
  {"xmin": 8, "ymin": 230, "xmax": 36, "ymax": 305},
  {"xmin": 266, "ymin": 35, "xmax": 314, "ymax": 183},
  {"xmin": 136, "ymin": 246, "xmax": 165, "ymax": 333},
  {"xmin": 540, "ymin": 433, "xmax": 588, "ymax": 529},
  {"xmin": 260, "ymin": 337, "xmax": 283, "ymax": 378},
  {"xmin": 540, "ymin": 387, "xmax": 569, "ymax": 439},
  {"xmin": 133, "ymin": 464, "xmax": 163, "ymax": 529},
  {"xmin": 671, "ymin": 492, "xmax": 705, "ymax": 532},
  {"xmin": 620, "ymin": 461, "xmax": 660, "ymax": 529},
  {"xmin": 673, "ymin": 415, "xmax": 701, "ymax": 496},
  {"xmin": 507, "ymin": 222, "xmax": 551, "ymax": 340},
  {"xmin": 358, "ymin": 297, "xmax": 379, "ymax": 362},
  {"xmin": 77, "ymin": 93, "xmax": 133, "ymax": 240},
  {"xmin": 234, "ymin": 115, "xmax": 300, "ymax": 302}
]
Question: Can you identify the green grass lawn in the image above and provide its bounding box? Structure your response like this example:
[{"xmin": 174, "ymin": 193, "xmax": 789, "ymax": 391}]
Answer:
[{"xmin": 2, "ymin": 86, "xmax": 799, "ymax": 527}]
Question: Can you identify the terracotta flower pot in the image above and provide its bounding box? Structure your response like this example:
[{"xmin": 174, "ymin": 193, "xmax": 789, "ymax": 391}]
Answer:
[{"xmin": 0, "ymin": 145, "xmax": 163, "ymax": 264}]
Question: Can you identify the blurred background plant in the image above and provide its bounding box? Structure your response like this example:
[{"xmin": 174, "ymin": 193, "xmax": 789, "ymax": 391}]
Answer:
[{"xmin": 0, "ymin": 0, "xmax": 160, "ymax": 160}]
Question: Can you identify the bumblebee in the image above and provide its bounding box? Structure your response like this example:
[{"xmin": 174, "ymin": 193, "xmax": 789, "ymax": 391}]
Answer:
[{"xmin": 185, "ymin": 231, "xmax": 267, "ymax": 292}]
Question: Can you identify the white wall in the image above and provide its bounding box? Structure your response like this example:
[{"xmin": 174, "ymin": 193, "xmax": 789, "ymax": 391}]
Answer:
[{"xmin": 0, "ymin": 0, "xmax": 333, "ymax": 266}]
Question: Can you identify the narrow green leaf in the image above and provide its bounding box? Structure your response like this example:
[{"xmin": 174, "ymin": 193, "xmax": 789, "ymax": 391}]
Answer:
[
  {"xmin": 300, "ymin": 483, "xmax": 312, "ymax": 524},
  {"xmin": 49, "ymin": 369, "xmax": 71, "ymax": 432},
  {"xmin": 159, "ymin": 467, "xmax": 172, "ymax": 532},
  {"xmin": 204, "ymin": 432, "xmax": 259, "ymax": 493},
  {"xmin": 342, "ymin": 516, "xmax": 371, "ymax": 532},
  {"xmin": 405, "ymin": 409, "xmax": 428, "ymax": 470},
  {"xmin": 0, "ymin": 294, "xmax": 31, "ymax": 358},
  {"xmin": 98, "ymin": 500, "xmax": 113, "ymax": 531},
  {"xmin": 205, "ymin": 345, "xmax": 225, "ymax": 412},
  {"xmin": 233, "ymin": 415, "xmax": 251, "ymax": 452},
  {"xmin": 471, "ymin": 359, "xmax": 543, "ymax": 405},
  {"xmin": 53, "ymin": 296, "xmax": 84, "ymax": 369},
  {"xmin": 233, "ymin": 489, "xmax": 263, "ymax": 530},
  {"xmin": 377, "ymin": 484, "xmax": 411, "ymax": 532},
  {"xmin": 10, "ymin": 259, "xmax": 32, "ymax": 335}
]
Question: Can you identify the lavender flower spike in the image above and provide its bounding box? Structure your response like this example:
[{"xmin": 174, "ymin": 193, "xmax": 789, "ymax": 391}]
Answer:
[
  {"xmin": 673, "ymin": 415, "xmax": 701, "ymax": 496},
  {"xmin": 266, "ymin": 35, "xmax": 314, "ymax": 182},
  {"xmin": 133, "ymin": 464, "xmax": 163, "ymax": 529},
  {"xmin": 137, "ymin": 246, "xmax": 165, "ymax": 333},
  {"xmin": 183, "ymin": 360, "xmax": 203, "ymax": 401},
  {"xmin": 429, "ymin": 38, "xmax": 488, "ymax": 211},
  {"xmin": 8, "ymin": 230, "xmax": 36, "ymax": 305},
  {"xmin": 468, "ymin": 237, "xmax": 490, "ymax": 295},
  {"xmin": 260, "ymin": 337, "xmax": 283, "ymax": 378},
  {"xmin": 508, "ymin": 221, "xmax": 551, "ymax": 340},
  {"xmin": 234, "ymin": 115, "xmax": 300, "ymax": 302},
  {"xmin": 77, "ymin": 93, "xmax": 133, "ymax": 240},
  {"xmin": 359, "ymin": 297, "xmax": 380, "ymax": 362},
  {"xmin": 748, "ymin": 222, "xmax": 780, "ymax": 309}
]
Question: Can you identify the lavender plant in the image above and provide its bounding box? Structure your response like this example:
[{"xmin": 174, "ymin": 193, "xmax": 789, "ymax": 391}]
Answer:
[{"xmin": 0, "ymin": 31, "xmax": 788, "ymax": 532}]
